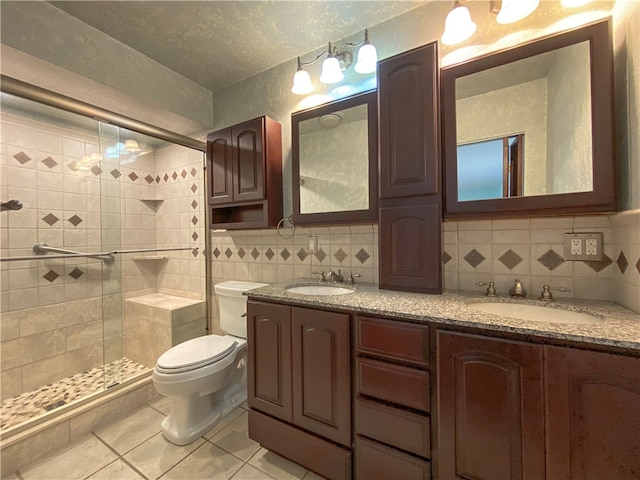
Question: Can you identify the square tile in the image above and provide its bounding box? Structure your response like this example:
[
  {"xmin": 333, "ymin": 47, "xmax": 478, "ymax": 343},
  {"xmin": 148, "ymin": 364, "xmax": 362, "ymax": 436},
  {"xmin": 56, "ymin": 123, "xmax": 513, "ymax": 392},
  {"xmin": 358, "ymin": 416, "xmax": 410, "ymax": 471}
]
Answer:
[
  {"xmin": 209, "ymin": 411, "xmax": 261, "ymax": 461},
  {"xmin": 124, "ymin": 432, "xmax": 204, "ymax": 479},
  {"xmin": 249, "ymin": 448, "xmax": 308, "ymax": 480},
  {"xmin": 161, "ymin": 441, "xmax": 244, "ymax": 480},
  {"xmin": 96, "ymin": 405, "xmax": 164, "ymax": 454},
  {"xmin": 85, "ymin": 459, "xmax": 145, "ymax": 480}
]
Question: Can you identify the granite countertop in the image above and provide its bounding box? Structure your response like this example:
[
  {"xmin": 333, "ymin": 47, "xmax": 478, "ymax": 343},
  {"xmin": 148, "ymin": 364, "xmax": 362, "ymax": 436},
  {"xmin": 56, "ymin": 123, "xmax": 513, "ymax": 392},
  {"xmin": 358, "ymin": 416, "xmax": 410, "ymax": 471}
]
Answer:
[{"xmin": 246, "ymin": 279, "xmax": 640, "ymax": 351}]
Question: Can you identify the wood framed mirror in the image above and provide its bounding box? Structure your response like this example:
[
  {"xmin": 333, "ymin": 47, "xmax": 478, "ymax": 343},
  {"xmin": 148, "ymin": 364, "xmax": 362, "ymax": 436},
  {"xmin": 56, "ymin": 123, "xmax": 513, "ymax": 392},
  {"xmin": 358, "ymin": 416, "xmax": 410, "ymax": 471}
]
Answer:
[
  {"xmin": 442, "ymin": 19, "xmax": 615, "ymax": 218},
  {"xmin": 292, "ymin": 90, "xmax": 378, "ymax": 225}
]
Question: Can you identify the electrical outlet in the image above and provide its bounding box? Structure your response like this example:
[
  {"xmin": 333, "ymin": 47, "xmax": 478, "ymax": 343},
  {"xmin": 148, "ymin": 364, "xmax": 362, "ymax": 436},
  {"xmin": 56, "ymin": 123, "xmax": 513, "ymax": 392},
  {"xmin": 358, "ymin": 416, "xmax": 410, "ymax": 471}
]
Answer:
[
  {"xmin": 563, "ymin": 232, "xmax": 604, "ymax": 261},
  {"xmin": 307, "ymin": 235, "xmax": 317, "ymax": 254}
]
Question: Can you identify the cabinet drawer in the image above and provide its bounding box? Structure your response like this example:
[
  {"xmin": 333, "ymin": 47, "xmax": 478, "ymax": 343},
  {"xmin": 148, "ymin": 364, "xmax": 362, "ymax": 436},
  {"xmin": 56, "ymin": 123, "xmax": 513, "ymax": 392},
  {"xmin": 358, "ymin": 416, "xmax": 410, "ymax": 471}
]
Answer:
[
  {"xmin": 356, "ymin": 358, "xmax": 430, "ymax": 412},
  {"xmin": 356, "ymin": 316, "xmax": 429, "ymax": 365},
  {"xmin": 355, "ymin": 437, "xmax": 430, "ymax": 480},
  {"xmin": 356, "ymin": 397, "xmax": 430, "ymax": 458}
]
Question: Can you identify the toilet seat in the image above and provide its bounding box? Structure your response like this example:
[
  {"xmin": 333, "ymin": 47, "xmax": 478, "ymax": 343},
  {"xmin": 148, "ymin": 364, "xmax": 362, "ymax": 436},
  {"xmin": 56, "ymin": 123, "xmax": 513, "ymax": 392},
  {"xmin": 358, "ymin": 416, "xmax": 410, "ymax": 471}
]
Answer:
[{"xmin": 156, "ymin": 335, "xmax": 238, "ymax": 374}]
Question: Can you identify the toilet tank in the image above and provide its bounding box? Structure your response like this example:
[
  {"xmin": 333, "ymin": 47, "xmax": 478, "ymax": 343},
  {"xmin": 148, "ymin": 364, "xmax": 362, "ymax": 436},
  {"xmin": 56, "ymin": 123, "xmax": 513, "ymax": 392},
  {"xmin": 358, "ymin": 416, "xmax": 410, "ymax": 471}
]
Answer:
[{"xmin": 214, "ymin": 281, "xmax": 268, "ymax": 338}]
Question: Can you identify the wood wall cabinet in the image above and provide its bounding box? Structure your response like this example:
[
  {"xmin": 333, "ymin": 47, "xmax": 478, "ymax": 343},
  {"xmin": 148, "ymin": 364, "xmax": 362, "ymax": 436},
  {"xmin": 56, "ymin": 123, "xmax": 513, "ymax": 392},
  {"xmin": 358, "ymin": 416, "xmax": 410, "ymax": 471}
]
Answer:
[
  {"xmin": 246, "ymin": 300, "xmax": 352, "ymax": 480},
  {"xmin": 206, "ymin": 116, "xmax": 282, "ymax": 229},
  {"xmin": 378, "ymin": 42, "xmax": 442, "ymax": 294},
  {"xmin": 354, "ymin": 315, "xmax": 432, "ymax": 479}
]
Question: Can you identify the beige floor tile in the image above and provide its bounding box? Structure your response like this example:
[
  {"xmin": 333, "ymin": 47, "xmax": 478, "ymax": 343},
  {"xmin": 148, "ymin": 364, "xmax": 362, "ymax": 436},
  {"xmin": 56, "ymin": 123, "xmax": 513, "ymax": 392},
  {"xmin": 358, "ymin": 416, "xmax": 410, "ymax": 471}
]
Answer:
[
  {"xmin": 85, "ymin": 459, "xmax": 145, "ymax": 480},
  {"xmin": 209, "ymin": 411, "xmax": 260, "ymax": 461},
  {"xmin": 149, "ymin": 396, "xmax": 172, "ymax": 415},
  {"xmin": 161, "ymin": 441, "xmax": 244, "ymax": 480},
  {"xmin": 95, "ymin": 405, "xmax": 164, "ymax": 455},
  {"xmin": 203, "ymin": 407, "xmax": 245, "ymax": 440},
  {"xmin": 231, "ymin": 463, "xmax": 275, "ymax": 479},
  {"xmin": 248, "ymin": 448, "xmax": 308, "ymax": 480},
  {"xmin": 20, "ymin": 435, "xmax": 117, "ymax": 480},
  {"xmin": 123, "ymin": 432, "xmax": 204, "ymax": 479}
]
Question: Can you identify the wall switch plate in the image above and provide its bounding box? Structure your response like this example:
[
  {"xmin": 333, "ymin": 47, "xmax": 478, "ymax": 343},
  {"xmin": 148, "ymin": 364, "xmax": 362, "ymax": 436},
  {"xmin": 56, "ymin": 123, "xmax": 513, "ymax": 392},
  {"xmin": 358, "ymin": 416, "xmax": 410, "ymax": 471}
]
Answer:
[
  {"xmin": 563, "ymin": 232, "xmax": 604, "ymax": 261},
  {"xmin": 307, "ymin": 235, "xmax": 318, "ymax": 254}
]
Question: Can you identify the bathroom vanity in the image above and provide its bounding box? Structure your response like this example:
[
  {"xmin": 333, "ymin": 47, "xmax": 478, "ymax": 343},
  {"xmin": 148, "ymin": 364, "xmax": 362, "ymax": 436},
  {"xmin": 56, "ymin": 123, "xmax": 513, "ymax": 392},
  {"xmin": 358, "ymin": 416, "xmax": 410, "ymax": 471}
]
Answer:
[{"xmin": 245, "ymin": 281, "xmax": 640, "ymax": 480}]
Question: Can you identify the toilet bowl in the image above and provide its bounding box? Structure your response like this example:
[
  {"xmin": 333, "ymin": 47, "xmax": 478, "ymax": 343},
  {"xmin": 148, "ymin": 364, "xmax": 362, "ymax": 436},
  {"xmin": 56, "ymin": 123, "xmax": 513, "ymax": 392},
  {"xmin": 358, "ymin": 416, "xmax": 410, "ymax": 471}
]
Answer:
[{"xmin": 152, "ymin": 281, "xmax": 267, "ymax": 445}]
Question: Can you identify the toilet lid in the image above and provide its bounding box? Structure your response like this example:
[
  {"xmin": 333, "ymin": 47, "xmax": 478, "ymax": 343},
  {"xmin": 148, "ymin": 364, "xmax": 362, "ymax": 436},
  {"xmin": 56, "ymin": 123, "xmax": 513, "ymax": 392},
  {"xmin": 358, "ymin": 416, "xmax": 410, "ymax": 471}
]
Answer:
[{"xmin": 156, "ymin": 335, "xmax": 238, "ymax": 372}]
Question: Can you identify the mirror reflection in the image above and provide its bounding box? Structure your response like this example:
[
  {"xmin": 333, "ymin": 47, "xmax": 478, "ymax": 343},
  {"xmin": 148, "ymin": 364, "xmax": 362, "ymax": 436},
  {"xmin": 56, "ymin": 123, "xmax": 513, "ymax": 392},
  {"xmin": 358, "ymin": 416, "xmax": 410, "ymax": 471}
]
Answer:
[
  {"xmin": 455, "ymin": 40, "xmax": 592, "ymax": 202},
  {"xmin": 298, "ymin": 103, "xmax": 369, "ymax": 214}
]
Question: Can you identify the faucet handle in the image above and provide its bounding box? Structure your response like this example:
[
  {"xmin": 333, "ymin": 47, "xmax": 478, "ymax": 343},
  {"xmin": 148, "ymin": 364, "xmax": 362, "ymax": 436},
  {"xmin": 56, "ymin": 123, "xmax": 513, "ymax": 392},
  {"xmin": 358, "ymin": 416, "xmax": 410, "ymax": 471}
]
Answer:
[
  {"xmin": 475, "ymin": 281, "xmax": 497, "ymax": 297},
  {"xmin": 347, "ymin": 272, "xmax": 362, "ymax": 284},
  {"xmin": 539, "ymin": 285, "xmax": 571, "ymax": 301},
  {"xmin": 312, "ymin": 271, "xmax": 326, "ymax": 282}
]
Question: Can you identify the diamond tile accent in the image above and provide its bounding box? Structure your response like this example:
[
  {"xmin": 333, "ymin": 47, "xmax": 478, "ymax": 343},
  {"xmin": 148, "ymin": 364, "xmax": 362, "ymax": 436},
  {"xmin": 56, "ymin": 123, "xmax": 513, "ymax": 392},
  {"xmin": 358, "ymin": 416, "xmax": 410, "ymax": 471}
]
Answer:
[
  {"xmin": 43, "ymin": 270, "xmax": 59, "ymax": 283},
  {"xmin": 584, "ymin": 254, "xmax": 613, "ymax": 273},
  {"xmin": 68, "ymin": 268, "xmax": 84, "ymax": 280},
  {"xmin": 213, "ymin": 247, "xmax": 221, "ymax": 258},
  {"xmin": 334, "ymin": 248, "xmax": 348, "ymax": 264},
  {"xmin": 191, "ymin": 167, "xmax": 197, "ymax": 177},
  {"xmin": 181, "ymin": 169, "xmax": 187, "ymax": 178},
  {"xmin": 128, "ymin": 172, "xmax": 138, "ymax": 182},
  {"xmin": 172, "ymin": 171, "xmax": 178, "ymax": 180},
  {"xmin": 499, "ymin": 249, "xmax": 523, "ymax": 270},
  {"xmin": 225, "ymin": 248, "xmax": 233, "ymax": 259},
  {"xmin": 616, "ymin": 252, "xmax": 628, "ymax": 274},
  {"xmin": 297, "ymin": 248, "xmax": 308, "ymax": 262},
  {"xmin": 251, "ymin": 248, "xmax": 260, "ymax": 260},
  {"xmin": 191, "ymin": 216, "xmax": 198, "ymax": 225},
  {"xmin": 315, "ymin": 248, "xmax": 327, "ymax": 262},
  {"xmin": 90, "ymin": 165, "xmax": 102, "ymax": 176},
  {"xmin": 192, "ymin": 232, "xmax": 199, "ymax": 241},
  {"xmin": 280, "ymin": 248, "xmax": 291, "ymax": 261},
  {"xmin": 442, "ymin": 251, "xmax": 452, "ymax": 265},
  {"xmin": 464, "ymin": 249, "xmax": 486, "ymax": 268},
  {"xmin": 145, "ymin": 175, "xmax": 154, "ymax": 184},
  {"xmin": 42, "ymin": 213, "xmax": 59, "ymax": 226},
  {"xmin": 68, "ymin": 215, "xmax": 83, "ymax": 227},
  {"xmin": 191, "ymin": 184, "xmax": 198, "ymax": 193},
  {"xmin": 238, "ymin": 248, "xmax": 246, "ymax": 259},
  {"xmin": 110, "ymin": 169, "xmax": 121, "ymax": 179},
  {"xmin": 41, "ymin": 156, "xmax": 58, "ymax": 169},
  {"xmin": 191, "ymin": 200, "xmax": 198, "ymax": 210},
  {"xmin": 192, "ymin": 248, "xmax": 199, "ymax": 257},
  {"xmin": 13, "ymin": 151, "xmax": 31, "ymax": 164},
  {"xmin": 265, "ymin": 248, "xmax": 275, "ymax": 261},
  {"xmin": 355, "ymin": 248, "xmax": 370, "ymax": 264},
  {"xmin": 163, "ymin": 173, "xmax": 169, "ymax": 182},
  {"xmin": 537, "ymin": 249, "xmax": 565, "ymax": 271}
]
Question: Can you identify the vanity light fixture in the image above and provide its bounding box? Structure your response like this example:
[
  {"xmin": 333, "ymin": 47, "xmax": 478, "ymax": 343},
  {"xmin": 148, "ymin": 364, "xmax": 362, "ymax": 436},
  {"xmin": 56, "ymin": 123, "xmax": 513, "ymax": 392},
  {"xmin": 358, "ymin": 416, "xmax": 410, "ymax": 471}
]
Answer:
[
  {"xmin": 291, "ymin": 29, "xmax": 378, "ymax": 95},
  {"xmin": 441, "ymin": 1, "xmax": 477, "ymax": 46}
]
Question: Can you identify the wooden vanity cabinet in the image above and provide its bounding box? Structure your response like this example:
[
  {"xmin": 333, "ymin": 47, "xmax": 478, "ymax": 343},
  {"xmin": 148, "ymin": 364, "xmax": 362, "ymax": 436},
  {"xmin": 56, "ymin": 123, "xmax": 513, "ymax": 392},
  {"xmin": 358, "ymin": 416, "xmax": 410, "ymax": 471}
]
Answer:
[
  {"xmin": 354, "ymin": 315, "xmax": 432, "ymax": 479},
  {"xmin": 206, "ymin": 116, "xmax": 282, "ymax": 229},
  {"xmin": 246, "ymin": 300, "xmax": 351, "ymax": 480}
]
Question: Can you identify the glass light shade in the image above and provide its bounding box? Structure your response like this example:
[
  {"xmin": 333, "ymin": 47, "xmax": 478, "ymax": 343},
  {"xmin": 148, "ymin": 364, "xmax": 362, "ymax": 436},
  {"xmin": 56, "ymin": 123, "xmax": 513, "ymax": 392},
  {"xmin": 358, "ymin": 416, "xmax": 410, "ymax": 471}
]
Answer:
[
  {"xmin": 561, "ymin": 0, "xmax": 592, "ymax": 7},
  {"xmin": 124, "ymin": 139, "xmax": 140, "ymax": 152},
  {"xmin": 354, "ymin": 42, "xmax": 378, "ymax": 74},
  {"xmin": 319, "ymin": 56, "xmax": 344, "ymax": 84},
  {"xmin": 441, "ymin": 5, "xmax": 477, "ymax": 46},
  {"xmin": 497, "ymin": 0, "xmax": 540, "ymax": 24},
  {"xmin": 292, "ymin": 68, "xmax": 314, "ymax": 95}
]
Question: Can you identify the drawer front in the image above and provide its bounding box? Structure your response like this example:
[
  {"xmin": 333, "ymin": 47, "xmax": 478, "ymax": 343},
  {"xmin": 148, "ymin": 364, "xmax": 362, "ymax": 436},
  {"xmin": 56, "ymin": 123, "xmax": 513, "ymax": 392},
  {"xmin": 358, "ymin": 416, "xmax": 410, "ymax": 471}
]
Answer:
[
  {"xmin": 356, "ymin": 316, "xmax": 429, "ymax": 365},
  {"xmin": 356, "ymin": 398, "xmax": 431, "ymax": 458},
  {"xmin": 355, "ymin": 437, "xmax": 431, "ymax": 480},
  {"xmin": 356, "ymin": 358, "xmax": 430, "ymax": 412}
]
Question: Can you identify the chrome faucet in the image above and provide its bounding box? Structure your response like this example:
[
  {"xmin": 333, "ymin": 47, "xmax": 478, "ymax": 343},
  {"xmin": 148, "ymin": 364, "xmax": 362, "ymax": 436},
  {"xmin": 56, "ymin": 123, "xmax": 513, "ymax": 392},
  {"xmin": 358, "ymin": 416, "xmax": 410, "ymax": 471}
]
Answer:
[
  {"xmin": 539, "ymin": 285, "xmax": 571, "ymax": 301},
  {"xmin": 509, "ymin": 279, "xmax": 527, "ymax": 298},
  {"xmin": 326, "ymin": 269, "xmax": 344, "ymax": 282}
]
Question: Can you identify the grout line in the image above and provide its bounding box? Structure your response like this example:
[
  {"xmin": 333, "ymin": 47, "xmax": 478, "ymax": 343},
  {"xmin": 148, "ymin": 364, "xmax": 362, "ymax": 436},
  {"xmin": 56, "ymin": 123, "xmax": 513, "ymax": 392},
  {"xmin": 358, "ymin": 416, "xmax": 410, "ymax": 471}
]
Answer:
[{"xmin": 92, "ymin": 432, "xmax": 151, "ymax": 480}]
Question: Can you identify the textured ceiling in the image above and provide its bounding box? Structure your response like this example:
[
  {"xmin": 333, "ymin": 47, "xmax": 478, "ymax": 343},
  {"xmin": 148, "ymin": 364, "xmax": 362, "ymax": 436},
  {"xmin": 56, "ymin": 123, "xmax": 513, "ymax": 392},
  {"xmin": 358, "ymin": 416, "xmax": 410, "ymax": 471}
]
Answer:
[{"xmin": 49, "ymin": 1, "xmax": 428, "ymax": 92}]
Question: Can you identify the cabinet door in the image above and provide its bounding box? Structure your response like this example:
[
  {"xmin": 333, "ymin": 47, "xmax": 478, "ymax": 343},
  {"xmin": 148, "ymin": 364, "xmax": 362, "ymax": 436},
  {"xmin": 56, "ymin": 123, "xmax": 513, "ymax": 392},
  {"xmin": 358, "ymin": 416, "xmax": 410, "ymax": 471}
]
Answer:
[
  {"xmin": 207, "ymin": 127, "xmax": 234, "ymax": 205},
  {"xmin": 247, "ymin": 301, "xmax": 292, "ymax": 422},
  {"xmin": 379, "ymin": 201, "xmax": 441, "ymax": 293},
  {"xmin": 437, "ymin": 331, "xmax": 545, "ymax": 480},
  {"xmin": 232, "ymin": 118, "xmax": 265, "ymax": 203},
  {"xmin": 292, "ymin": 307, "xmax": 351, "ymax": 447},
  {"xmin": 545, "ymin": 346, "xmax": 640, "ymax": 480},
  {"xmin": 378, "ymin": 42, "xmax": 439, "ymax": 199}
]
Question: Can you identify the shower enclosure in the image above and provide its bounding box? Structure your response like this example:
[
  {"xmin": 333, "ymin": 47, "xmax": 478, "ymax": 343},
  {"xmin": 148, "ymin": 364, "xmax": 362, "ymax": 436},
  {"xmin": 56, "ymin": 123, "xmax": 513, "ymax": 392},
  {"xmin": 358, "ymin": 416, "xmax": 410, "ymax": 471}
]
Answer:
[{"xmin": 0, "ymin": 79, "xmax": 208, "ymax": 436}]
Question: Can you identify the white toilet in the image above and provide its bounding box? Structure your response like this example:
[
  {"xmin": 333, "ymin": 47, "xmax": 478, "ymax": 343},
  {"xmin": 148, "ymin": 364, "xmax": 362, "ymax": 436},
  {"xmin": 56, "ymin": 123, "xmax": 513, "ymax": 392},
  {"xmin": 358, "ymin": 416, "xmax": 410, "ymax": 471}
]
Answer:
[{"xmin": 152, "ymin": 280, "xmax": 267, "ymax": 445}]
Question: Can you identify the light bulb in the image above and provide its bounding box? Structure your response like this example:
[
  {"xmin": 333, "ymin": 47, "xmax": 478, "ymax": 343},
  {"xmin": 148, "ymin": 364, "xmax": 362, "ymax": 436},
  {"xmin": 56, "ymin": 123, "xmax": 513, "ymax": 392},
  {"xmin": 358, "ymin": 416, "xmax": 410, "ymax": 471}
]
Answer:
[
  {"xmin": 441, "ymin": 4, "xmax": 477, "ymax": 46},
  {"xmin": 292, "ymin": 68, "xmax": 313, "ymax": 95},
  {"xmin": 355, "ymin": 42, "xmax": 378, "ymax": 74},
  {"xmin": 319, "ymin": 56, "xmax": 344, "ymax": 84}
]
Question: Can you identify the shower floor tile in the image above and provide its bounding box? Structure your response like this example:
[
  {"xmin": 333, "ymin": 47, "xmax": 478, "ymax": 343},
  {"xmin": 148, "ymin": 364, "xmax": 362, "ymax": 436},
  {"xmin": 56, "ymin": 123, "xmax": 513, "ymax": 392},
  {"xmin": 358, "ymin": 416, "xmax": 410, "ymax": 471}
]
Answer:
[{"xmin": 0, "ymin": 358, "xmax": 148, "ymax": 431}]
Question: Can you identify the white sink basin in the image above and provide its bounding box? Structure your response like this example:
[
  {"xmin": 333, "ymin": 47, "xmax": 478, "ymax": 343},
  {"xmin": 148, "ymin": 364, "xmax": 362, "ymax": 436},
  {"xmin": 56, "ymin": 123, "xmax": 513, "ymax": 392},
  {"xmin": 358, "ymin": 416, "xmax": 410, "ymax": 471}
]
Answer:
[
  {"xmin": 286, "ymin": 285, "xmax": 354, "ymax": 296},
  {"xmin": 469, "ymin": 302, "xmax": 601, "ymax": 325}
]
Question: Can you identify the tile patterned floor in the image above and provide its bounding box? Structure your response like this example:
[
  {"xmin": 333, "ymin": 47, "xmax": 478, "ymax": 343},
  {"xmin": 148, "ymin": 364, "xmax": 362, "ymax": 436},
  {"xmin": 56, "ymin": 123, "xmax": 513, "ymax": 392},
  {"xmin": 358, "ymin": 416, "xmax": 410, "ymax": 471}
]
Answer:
[
  {"xmin": 7, "ymin": 399, "xmax": 326, "ymax": 480},
  {"xmin": 1, "ymin": 358, "xmax": 148, "ymax": 430}
]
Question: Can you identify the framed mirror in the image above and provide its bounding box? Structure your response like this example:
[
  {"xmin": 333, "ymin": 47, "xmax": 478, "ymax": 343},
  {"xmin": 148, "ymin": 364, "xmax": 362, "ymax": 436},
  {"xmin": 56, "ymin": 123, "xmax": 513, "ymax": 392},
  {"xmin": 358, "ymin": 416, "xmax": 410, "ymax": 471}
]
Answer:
[
  {"xmin": 442, "ymin": 19, "xmax": 615, "ymax": 218},
  {"xmin": 292, "ymin": 91, "xmax": 378, "ymax": 225}
]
